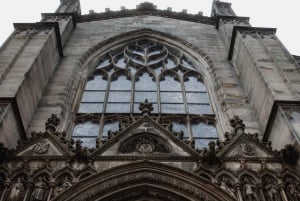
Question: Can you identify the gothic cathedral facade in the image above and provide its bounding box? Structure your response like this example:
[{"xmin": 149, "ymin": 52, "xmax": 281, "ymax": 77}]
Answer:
[{"xmin": 0, "ymin": 0, "xmax": 299, "ymax": 200}]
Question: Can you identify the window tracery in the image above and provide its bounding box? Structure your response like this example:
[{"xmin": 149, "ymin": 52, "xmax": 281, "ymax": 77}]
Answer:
[{"xmin": 73, "ymin": 38, "xmax": 217, "ymax": 148}]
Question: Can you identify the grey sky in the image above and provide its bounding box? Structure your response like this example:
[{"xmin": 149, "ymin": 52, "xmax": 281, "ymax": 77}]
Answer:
[{"xmin": 0, "ymin": 0, "xmax": 299, "ymax": 55}]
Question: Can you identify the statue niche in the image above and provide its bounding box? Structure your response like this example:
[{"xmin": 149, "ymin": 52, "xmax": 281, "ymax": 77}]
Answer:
[
  {"xmin": 241, "ymin": 175, "xmax": 261, "ymax": 201},
  {"xmin": 30, "ymin": 175, "xmax": 49, "ymax": 201},
  {"xmin": 118, "ymin": 133, "xmax": 171, "ymax": 155},
  {"xmin": 262, "ymin": 175, "xmax": 281, "ymax": 201}
]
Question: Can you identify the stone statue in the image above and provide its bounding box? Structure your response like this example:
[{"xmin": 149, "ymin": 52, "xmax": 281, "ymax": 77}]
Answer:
[
  {"xmin": 8, "ymin": 177, "xmax": 24, "ymax": 201},
  {"xmin": 31, "ymin": 176, "xmax": 46, "ymax": 201},
  {"xmin": 286, "ymin": 183, "xmax": 300, "ymax": 201},
  {"xmin": 220, "ymin": 178, "xmax": 236, "ymax": 198},
  {"xmin": 243, "ymin": 178, "xmax": 260, "ymax": 201},
  {"xmin": 264, "ymin": 183, "xmax": 279, "ymax": 201},
  {"xmin": 55, "ymin": 176, "xmax": 72, "ymax": 195}
]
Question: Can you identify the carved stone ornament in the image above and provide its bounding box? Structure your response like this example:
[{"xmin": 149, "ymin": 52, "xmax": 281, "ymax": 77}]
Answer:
[
  {"xmin": 236, "ymin": 143, "xmax": 256, "ymax": 157},
  {"xmin": 32, "ymin": 141, "xmax": 50, "ymax": 154},
  {"xmin": 119, "ymin": 133, "xmax": 170, "ymax": 154}
]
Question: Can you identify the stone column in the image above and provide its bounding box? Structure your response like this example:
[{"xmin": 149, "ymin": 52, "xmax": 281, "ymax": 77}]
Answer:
[
  {"xmin": 0, "ymin": 181, "xmax": 10, "ymax": 201},
  {"xmin": 23, "ymin": 181, "xmax": 33, "ymax": 201},
  {"xmin": 234, "ymin": 183, "xmax": 243, "ymax": 201},
  {"xmin": 277, "ymin": 183, "xmax": 288, "ymax": 201},
  {"xmin": 47, "ymin": 179, "xmax": 56, "ymax": 201},
  {"xmin": 257, "ymin": 183, "xmax": 266, "ymax": 201}
]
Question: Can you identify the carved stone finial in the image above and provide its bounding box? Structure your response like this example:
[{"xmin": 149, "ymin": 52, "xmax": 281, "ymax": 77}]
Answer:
[
  {"xmin": 139, "ymin": 99, "xmax": 153, "ymax": 116},
  {"xmin": 74, "ymin": 140, "xmax": 90, "ymax": 161},
  {"xmin": 136, "ymin": 2, "xmax": 157, "ymax": 10},
  {"xmin": 230, "ymin": 116, "xmax": 245, "ymax": 135},
  {"xmin": 45, "ymin": 114, "xmax": 60, "ymax": 134}
]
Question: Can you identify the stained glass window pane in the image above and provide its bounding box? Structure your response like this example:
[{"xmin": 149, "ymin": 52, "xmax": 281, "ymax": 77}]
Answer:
[
  {"xmin": 185, "ymin": 77, "xmax": 206, "ymax": 91},
  {"xmin": 135, "ymin": 92, "xmax": 157, "ymax": 103},
  {"xmin": 78, "ymin": 103, "xmax": 103, "ymax": 113},
  {"xmin": 165, "ymin": 58, "xmax": 177, "ymax": 69},
  {"xmin": 106, "ymin": 103, "xmax": 130, "ymax": 113},
  {"xmin": 186, "ymin": 92, "xmax": 209, "ymax": 103},
  {"xmin": 191, "ymin": 123, "xmax": 217, "ymax": 138},
  {"xmin": 115, "ymin": 57, "xmax": 126, "ymax": 68},
  {"xmin": 161, "ymin": 104, "xmax": 185, "ymax": 114},
  {"xmin": 160, "ymin": 77, "xmax": 181, "ymax": 91},
  {"xmin": 102, "ymin": 121, "xmax": 119, "ymax": 137},
  {"xmin": 72, "ymin": 121, "xmax": 99, "ymax": 136},
  {"xmin": 108, "ymin": 91, "xmax": 131, "ymax": 102},
  {"xmin": 135, "ymin": 73, "xmax": 156, "ymax": 90},
  {"xmin": 81, "ymin": 91, "xmax": 105, "ymax": 102},
  {"xmin": 195, "ymin": 139, "xmax": 214, "ymax": 149},
  {"xmin": 133, "ymin": 103, "xmax": 158, "ymax": 113},
  {"xmin": 160, "ymin": 92, "xmax": 183, "ymax": 103},
  {"xmin": 85, "ymin": 76, "xmax": 107, "ymax": 90},
  {"xmin": 172, "ymin": 122, "xmax": 189, "ymax": 137},
  {"xmin": 110, "ymin": 76, "xmax": 131, "ymax": 90},
  {"xmin": 188, "ymin": 104, "xmax": 212, "ymax": 114}
]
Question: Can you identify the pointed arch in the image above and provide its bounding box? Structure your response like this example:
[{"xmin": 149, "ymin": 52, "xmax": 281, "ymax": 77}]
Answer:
[{"xmin": 53, "ymin": 161, "xmax": 235, "ymax": 201}]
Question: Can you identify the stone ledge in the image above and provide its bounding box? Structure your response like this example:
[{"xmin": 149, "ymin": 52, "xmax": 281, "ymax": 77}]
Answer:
[{"xmin": 13, "ymin": 22, "xmax": 64, "ymax": 58}]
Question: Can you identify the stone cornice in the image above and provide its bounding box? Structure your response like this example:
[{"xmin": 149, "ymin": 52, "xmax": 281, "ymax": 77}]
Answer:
[
  {"xmin": 216, "ymin": 16, "xmax": 250, "ymax": 29},
  {"xmin": 13, "ymin": 22, "xmax": 64, "ymax": 58},
  {"xmin": 76, "ymin": 9, "xmax": 216, "ymax": 25},
  {"xmin": 42, "ymin": 12, "xmax": 77, "ymax": 27},
  {"xmin": 228, "ymin": 26, "xmax": 277, "ymax": 60}
]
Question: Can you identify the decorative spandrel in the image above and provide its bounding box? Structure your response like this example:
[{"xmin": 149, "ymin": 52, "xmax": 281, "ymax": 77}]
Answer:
[{"xmin": 119, "ymin": 133, "xmax": 171, "ymax": 155}]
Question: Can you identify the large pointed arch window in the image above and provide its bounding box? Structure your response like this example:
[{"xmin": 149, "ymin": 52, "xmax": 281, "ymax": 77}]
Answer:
[{"xmin": 73, "ymin": 38, "xmax": 217, "ymax": 148}]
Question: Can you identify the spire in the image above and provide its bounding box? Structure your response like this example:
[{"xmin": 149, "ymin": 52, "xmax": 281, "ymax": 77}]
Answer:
[{"xmin": 56, "ymin": 0, "xmax": 81, "ymax": 15}]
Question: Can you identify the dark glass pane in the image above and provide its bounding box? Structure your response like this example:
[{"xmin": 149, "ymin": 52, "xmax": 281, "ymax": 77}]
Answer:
[
  {"xmin": 110, "ymin": 76, "xmax": 131, "ymax": 90},
  {"xmin": 184, "ymin": 77, "xmax": 206, "ymax": 91},
  {"xmin": 191, "ymin": 123, "xmax": 217, "ymax": 138},
  {"xmin": 81, "ymin": 91, "xmax": 105, "ymax": 102},
  {"xmin": 195, "ymin": 139, "xmax": 214, "ymax": 149},
  {"xmin": 106, "ymin": 103, "xmax": 130, "ymax": 113},
  {"xmin": 85, "ymin": 76, "xmax": 107, "ymax": 90},
  {"xmin": 108, "ymin": 91, "xmax": 131, "ymax": 102},
  {"xmin": 188, "ymin": 104, "xmax": 212, "ymax": 114},
  {"xmin": 73, "ymin": 137, "xmax": 97, "ymax": 148},
  {"xmin": 135, "ymin": 73, "xmax": 156, "ymax": 90},
  {"xmin": 78, "ymin": 103, "xmax": 103, "ymax": 113},
  {"xmin": 134, "ymin": 103, "xmax": 158, "ymax": 113},
  {"xmin": 160, "ymin": 92, "xmax": 183, "ymax": 103},
  {"xmin": 186, "ymin": 92, "xmax": 209, "ymax": 103},
  {"xmin": 135, "ymin": 91, "xmax": 157, "ymax": 103},
  {"xmin": 161, "ymin": 104, "xmax": 185, "ymax": 114},
  {"xmin": 102, "ymin": 121, "xmax": 119, "ymax": 137},
  {"xmin": 172, "ymin": 122, "xmax": 189, "ymax": 137},
  {"xmin": 72, "ymin": 121, "xmax": 99, "ymax": 137},
  {"xmin": 160, "ymin": 76, "xmax": 181, "ymax": 91}
]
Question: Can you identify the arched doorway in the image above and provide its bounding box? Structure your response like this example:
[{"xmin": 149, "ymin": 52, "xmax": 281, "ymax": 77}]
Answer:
[{"xmin": 53, "ymin": 161, "xmax": 235, "ymax": 201}]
